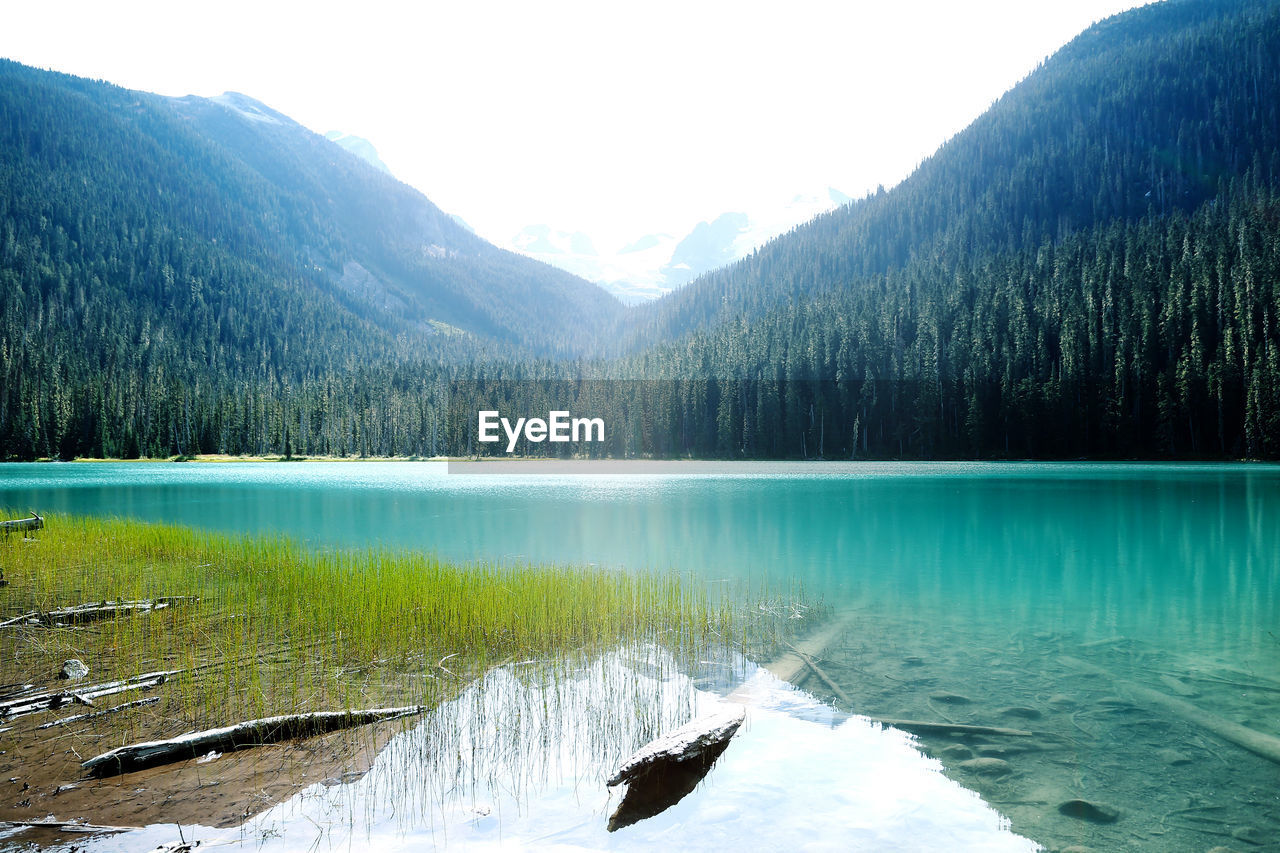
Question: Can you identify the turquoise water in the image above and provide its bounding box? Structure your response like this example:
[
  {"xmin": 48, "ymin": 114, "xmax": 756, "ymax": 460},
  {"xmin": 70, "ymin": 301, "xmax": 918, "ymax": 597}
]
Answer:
[
  {"xmin": 2, "ymin": 461, "xmax": 1278, "ymax": 850},
  {"xmin": 3, "ymin": 461, "xmax": 1276, "ymax": 665}
]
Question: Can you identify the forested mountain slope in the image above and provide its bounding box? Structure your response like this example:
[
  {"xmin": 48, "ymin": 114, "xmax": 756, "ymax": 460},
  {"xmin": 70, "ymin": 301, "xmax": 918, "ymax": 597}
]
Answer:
[
  {"xmin": 0, "ymin": 60, "xmax": 618, "ymax": 458},
  {"xmin": 606, "ymin": 0, "xmax": 1280, "ymax": 459},
  {"xmin": 167, "ymin": 91, "xmax": 621, "ymax": 351},
  {"xmin": 2, "ymin": 0, "xmax": 1279, "ymax": 460},
  {"xmin": 623, "ymin": 0, "xmax": 1280, "ymax": 350}
]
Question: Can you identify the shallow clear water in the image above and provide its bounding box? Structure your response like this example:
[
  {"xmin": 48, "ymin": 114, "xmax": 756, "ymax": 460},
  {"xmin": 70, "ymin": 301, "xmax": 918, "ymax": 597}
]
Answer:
[
  {"xmin": 32, "ymin": 649, "xmax": 1035, "ymax": 852},
  {"xmin": 2, "ymin": 461, "xmax": 1278, "ymax": 850}
]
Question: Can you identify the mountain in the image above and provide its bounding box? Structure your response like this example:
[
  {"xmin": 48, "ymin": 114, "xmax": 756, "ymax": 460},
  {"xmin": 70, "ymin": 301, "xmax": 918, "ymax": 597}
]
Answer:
[
  {"xmin": 166, "ymin": 91, "xmax": 622, "ymax": 352},
  {"xmin": 0, "ymin": 61, "xmax": 619, "ymax": 458},
  {"xmin": 324, "ymin": 131, "xmax": 393, "ymax": 175},
  {"xmin": 510, "ymin": 225, "xmax": 672, "ymax": 305},
  {"xmin": 660, "ymin": 212, "xmax": 750, "ymax": 289},
  {"xmin": 624, "ymin": 0, "xmax": 1280, "ymax": 349},
  {"xmin": 611, "ymin": 0, "xmax": 1280, "ymax": 459},
  {"xmin": 506, "ymin": 189, "xmax": 852, "ymax": 304},
  {"xmin": 4, "ymin": 0, "xmax": 1280, "ymax": 461}
]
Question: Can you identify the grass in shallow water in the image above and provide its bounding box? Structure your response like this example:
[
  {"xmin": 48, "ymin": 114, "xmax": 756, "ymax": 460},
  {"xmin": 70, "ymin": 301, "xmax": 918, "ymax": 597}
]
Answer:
[{"xmin": 0, "ymin": 515, "xmax": 749, "ymax": 727}]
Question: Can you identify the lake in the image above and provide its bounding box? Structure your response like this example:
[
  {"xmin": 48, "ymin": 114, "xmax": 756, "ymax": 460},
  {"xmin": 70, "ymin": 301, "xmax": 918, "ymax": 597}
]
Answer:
[{"xmin": 2, "ymin": 461, "xmax": 1277, "ymax": 851}]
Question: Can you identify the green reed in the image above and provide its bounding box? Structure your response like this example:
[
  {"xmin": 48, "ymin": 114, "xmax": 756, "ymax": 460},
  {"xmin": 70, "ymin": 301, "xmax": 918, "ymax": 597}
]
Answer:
[{"xmin": 0, "ymin": 515, "xmax": 753, "ymax": 726}]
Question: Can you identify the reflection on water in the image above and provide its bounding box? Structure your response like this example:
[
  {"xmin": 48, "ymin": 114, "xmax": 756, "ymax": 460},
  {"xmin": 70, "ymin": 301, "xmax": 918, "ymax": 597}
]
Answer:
[
  {"xmin": 1, "ymin": 461, "xmax": 1278, "ymax": 849},
  {"xmin": 48, "ymin": 647, "xmax": 1037, "ymax": 852},
  {"xmin": 3, "ymin": 462, "xmax": 1277, "ymax": 668}
]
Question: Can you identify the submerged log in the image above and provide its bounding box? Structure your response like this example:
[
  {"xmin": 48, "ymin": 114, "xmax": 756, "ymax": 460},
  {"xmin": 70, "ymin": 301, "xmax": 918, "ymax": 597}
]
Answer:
[
  {"xmin": 1061, "ymin": 655, "xmax": 1280, "ymax": 766},
  {"xmin": 1, "ymin": 597, "xmax": 199, "ymax": 628},
  {"xmin": 763, "ymin": 610, "xmax": 860, "ymax": 685},
  {"xmin": 82, "ymin": 706, "xmax": 425, "ymax": 778},
  {"xmin": 606, "ymin": 704, "xmax": 746, "ymax": 831},
  {"xmin": 0, "ymin": 670, "xmax": 177, "ymax": 719},
  {"xmin": 868, "ymin": 718, "xmax": 1034, "ymax": 738},
  {"xmin": 0, "ymin": 818, "xmax": 139, "ymax": 834},
  {"xmin": 0, "ymin": 512, "xmax": 42, "ymax": 535},
  {"xmin": 763, "ymin": 615, "xmax": 1037, "ymax": 742},
  {"xmin": 37, "ymin": 695, "xmax": 161, "ymax": 730},
  {"xmin": 785, "ymin": 641, "xmax": 854, "ymax": 706}
]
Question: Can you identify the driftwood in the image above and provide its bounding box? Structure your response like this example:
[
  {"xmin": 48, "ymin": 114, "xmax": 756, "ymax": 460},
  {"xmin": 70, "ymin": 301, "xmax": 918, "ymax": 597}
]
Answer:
[
  {"xmin": 606, "ymin": 704, "xmax": 746, "ymax": 831},
  {"xmin": 867, "ymin": 718, "xmax": 1034, "ymax": 738},
  {"xmin": 768, "ymin": 617, "xmax": 1035, "ymax": 741},
  {"xmin": 0, "ymin": 512, "xmax": 42, "ymax": 536},
  {"xmin": 0, "ymin": 597, "xmax": 199, "ymax": 629},
  {"xmin": 763, "ymin": 610, "xmax": 860, "ymax": 685},
  {"xmin": 37, "ymin": 695, "xmax": 161, "ymax": 730},
  {"xmin": 0, "ymin": 670, "xmax": 176, "ymax": 719},
  {"xmin": 607, "ymin": 705, "xmax": 746, "ymax": 788},
  {"xmin": 0, "ymin": 818, "xmax": 140, "ymax": 834},
  {"xmin": 1061, "ymin": 655, "xmax": 1280, "ymax": 766},
  {"xmin": 785, "ymin": 641, "xmax": 855, "ymax": 706},
  {"xmin": 82, "ymin": 705, "xmax": 425, "ymax": 778}
]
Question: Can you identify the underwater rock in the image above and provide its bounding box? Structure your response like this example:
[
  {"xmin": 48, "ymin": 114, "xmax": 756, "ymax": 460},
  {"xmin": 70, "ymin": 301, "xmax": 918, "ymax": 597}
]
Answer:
[
  {"xmin": 998, "ymin": 706, "xmax": 1043, "ymax": 720},
  {"xmin": 1231, "ymin": 825, "xmax": 1268, "ymax": 845},
  {"xmin": 902, "ymin": 656, "xmax": 925, "ymax": 667},
  {"xmin": 1158, "ymin": 675, "xmax": 1199, "ymax": 697},
  {"xmin": 937, "ymin": 745, "xmax": 974, "ymax": 761},
  {"xmin": 58, "ymin": 659, "xmax": 89, "ymax": 681},
  {"xmin": 929, "ymin": 691, "xmax": 972, "ymax": 705},
  {"xmin": 1057, "ymin": 798, "xmax": 1120, "ymax": 823},
  {"xmin": 1156, "ymin": 748, "xmax": 1192, "ymax": 766},
  {"xmin": 957, "ymin": 757, "xmax": 1013, "ymax": 777}
]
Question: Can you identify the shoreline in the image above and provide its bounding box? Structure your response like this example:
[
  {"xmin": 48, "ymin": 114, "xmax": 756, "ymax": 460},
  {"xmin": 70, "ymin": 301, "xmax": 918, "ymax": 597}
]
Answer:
[
  {"xmin": 4, "ymin": 454, "xmax": 1273, "ymax": 466},
  {"xmin": 0, "ymin": 515, "xmax": 758, "ymax": 840}
]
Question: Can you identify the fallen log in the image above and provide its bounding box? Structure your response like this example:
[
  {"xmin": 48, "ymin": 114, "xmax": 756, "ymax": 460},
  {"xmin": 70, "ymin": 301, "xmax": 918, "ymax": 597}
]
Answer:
[
  {"xmin": 759, "ymin": 615, "xmax": 1035, "ymax": 741},
  {"xmin": 607, "ymin": 704, "xmax": 746, "ymax": 788},
  {"xmin": 0, "ymin": 597, "xmax": 199, "ymax": 628},
  {"xmin": 1, "ymin": 670, "xmax": 177, "ymax": 719},
  {"xmin": 760, "ymin": 610, "xmax": 860, "ymax": 685},
  {"xmin": 606, "ymin": 704, "xmax": 745, "ymax": 831},
  {"xmin": 0, "ymin": 613, "xmax": 40, "ymax": 629},
  {"xmin": 0, "ymin": 818, "xmax": 139, "ymax": 834},
  {"xmin": 37, "ymin": 695, "xmax": 161, "ymax": 729},
  {"xmin": 1061, "ymin": 655, "xmax": 1280, "ymax": 766},
  {"xmin": 0, "ymin": 512, "xmax": 42, "ymax": 536},
  {"xmin": 784, "ymin": 641, "xmax": 855, "ymax": 706},
  {"xmin": 82, "ymin": 705, "xmax": 425, "ymax": 778},
  {"xmin": 865, "ymin": 718, "xmax": 1034, "ymax": 738}
]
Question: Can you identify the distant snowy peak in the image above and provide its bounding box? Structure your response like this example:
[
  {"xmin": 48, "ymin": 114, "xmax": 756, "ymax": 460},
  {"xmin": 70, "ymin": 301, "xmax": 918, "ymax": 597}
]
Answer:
[
  {"xmin": 618, "ymin": 234, "xmax": 670, "ymax": 255},
  {"xmin": 513, "ymin": 225, "xmax": 598, "ymax": 257},
  {"xmin": 325, "ymin": 131, "xmax": 393, "ymax": 176},
  {"xmin": 506, "ymin": 186, "xmax": 851, "ymax": 303},
  {"xmin": 662, "ymin": 212, "xmax": 750, "ymax": 288},
  {"xmin": 208, "ymin": 92, "xmax": 287, "ymax": 125}
]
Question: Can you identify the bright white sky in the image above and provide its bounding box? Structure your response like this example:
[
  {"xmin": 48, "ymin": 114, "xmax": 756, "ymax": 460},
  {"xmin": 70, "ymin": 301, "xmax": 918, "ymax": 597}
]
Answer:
[{"xmin": 2, "ymin": 0, "xmax": 1148, "ymax": 250}]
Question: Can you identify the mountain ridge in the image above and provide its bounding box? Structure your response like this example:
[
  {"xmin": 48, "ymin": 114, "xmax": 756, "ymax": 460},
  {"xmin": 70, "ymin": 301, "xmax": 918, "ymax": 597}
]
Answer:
[
  {"xmin": 2, "ymin": 0, "xmax": 1279, "ymax": 459},
  {"xmin": 620, "ymin": 0, "xmax": 1280, "ymax": 353}
]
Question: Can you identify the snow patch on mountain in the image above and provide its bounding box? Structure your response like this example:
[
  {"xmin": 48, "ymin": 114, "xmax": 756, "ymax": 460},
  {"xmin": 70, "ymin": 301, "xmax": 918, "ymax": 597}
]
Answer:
[
  {"xmin": 506, "ymin": 187, "xmax": 851, "ymax": 303},
  {"xmin": 325, "ymin": 131, "xmax": 393, "ymax": 176},
  {"xmin": 210, "ymin": 92, "xmax": 282, "ymax": 125}
]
